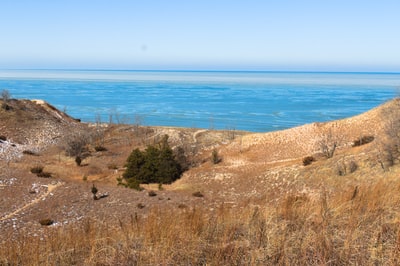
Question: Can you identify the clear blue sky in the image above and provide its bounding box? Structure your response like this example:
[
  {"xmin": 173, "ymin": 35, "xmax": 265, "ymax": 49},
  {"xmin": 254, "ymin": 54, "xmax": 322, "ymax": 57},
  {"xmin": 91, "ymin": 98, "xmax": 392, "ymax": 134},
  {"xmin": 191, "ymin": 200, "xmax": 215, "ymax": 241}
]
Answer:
[{"xmin": 1, "ymin": 0, "xmax": 399, "ymax": 71}]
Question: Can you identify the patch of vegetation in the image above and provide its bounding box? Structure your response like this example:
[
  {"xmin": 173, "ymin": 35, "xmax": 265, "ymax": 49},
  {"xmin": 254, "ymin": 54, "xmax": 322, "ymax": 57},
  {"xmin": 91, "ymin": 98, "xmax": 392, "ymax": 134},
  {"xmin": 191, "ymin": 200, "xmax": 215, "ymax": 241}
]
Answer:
[
  {"xmin": 0, "ymin": 135, "xmax": 6, "ymax": 141},
  {"xmin": 1, "ymin": 90, "xmax": 11, "ymax": 110},
  {"xmin": 336, "ymin": 159, "xmax": 358, "ymax": 176},
  {"xmin": 91, "ymin": 184, "xmax": 98, "ymax": 200},
  {"xmin": 302, "ymin": 156, "xmax": 315, "ymax": 166},
  {"xmin": 39, "ymin": 219, "xmax": 54, "ymax": 226},
  {"xmin": 64, "ymin": 132, "xmax": 91, "ymax": 157},
  {"xmin": 31, "ymin": 166, "xmax": 44, "ymax": 174},
  {"xmin": 94, "ymin": 145, "xmax": 107, "ymax": 152},
  {"xmin": 122, "ymin": 135, "xmax": 183, "ymax": 190},
  {"xmin": 211, "ymin": 149, "xmax": 221, "ymax": 164},
  {"xmin": 352, "ymin": 135, "xmax": 374, "ymax": 147},
  {"xmin": 23, "ymin": 150, "xmax": 38, "ymax": 156},
  {"xmin": 192, "ymin": 191, "xmax": 204, "ymax": 197},
  {"xmin": 1, "ymin": 89, "xmax": 11, "ymax": 101},
  {"xmin": 75, "ymin": 156, "xmax": 82, "ymax": 166},
  {"xmin": 148, "ymin": 190, "xmax": 157, "ymax": 197},
  {"xmin": 107, "ymin": 163, "xmax": 118, "ymax": 170},
  {"xmin": 37, "ymin": 172, "xmax": 52, "ymax": 178}
]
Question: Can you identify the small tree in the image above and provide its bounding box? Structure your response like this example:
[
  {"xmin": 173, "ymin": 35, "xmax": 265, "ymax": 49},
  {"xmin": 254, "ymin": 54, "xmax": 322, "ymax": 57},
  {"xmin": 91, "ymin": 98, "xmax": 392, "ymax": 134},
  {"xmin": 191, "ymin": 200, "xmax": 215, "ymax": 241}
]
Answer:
[
  {"xmin": 1, "ymin": 89, "xmax": 11, "ymax": 102},
  {"xmin": 211, "ymin": 149, "xmax": 221, "ymax": 164},
  {"xmin": 1, "ymin": 89, "xmax": 11, "ymax": 110},
  {"xmin": 123, "ymin": 135, "xmax": 183, "ymax": 189},
  {"xmin": 64, "ymin": 131, "xmax": 91, "ymax": 157},
  {"xmin": 91, "ymin": 184, "xmax": 98, "ymax": 200},
  {"xmin": 75, "ymin": 156, "xmax": 82, "ymax": 166},
  {"xmin": 319, "ymin": 126, "xmax": 341, "ymax": 158}
]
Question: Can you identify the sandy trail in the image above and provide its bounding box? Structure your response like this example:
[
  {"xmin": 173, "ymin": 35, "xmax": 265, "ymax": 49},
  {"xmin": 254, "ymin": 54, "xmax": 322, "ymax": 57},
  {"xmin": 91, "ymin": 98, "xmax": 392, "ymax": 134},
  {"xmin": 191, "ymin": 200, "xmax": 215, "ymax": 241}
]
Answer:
[
  {"xmin": 193, "ymin": 129, "xmax": 208, "ymax": 143},
  {"xmin": 0, "ymin": 182, "xmax": 62, "ymax": 221}
]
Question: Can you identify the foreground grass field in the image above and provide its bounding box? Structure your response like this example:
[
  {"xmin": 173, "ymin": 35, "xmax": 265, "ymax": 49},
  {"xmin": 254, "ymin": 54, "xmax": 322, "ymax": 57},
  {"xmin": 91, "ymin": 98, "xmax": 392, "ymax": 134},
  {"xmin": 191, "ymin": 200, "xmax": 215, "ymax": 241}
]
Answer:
[{"xmin": 2, "ymin": 172, "xmax": 400, "ymax": 265}]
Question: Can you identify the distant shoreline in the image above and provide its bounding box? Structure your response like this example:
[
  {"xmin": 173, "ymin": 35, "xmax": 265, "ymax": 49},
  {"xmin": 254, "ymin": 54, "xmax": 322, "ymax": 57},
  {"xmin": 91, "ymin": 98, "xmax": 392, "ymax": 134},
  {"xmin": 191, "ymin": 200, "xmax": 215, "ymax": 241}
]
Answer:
[{"xmin": 1, "ymin": 71, "xmax": 397, "ymax": 132}]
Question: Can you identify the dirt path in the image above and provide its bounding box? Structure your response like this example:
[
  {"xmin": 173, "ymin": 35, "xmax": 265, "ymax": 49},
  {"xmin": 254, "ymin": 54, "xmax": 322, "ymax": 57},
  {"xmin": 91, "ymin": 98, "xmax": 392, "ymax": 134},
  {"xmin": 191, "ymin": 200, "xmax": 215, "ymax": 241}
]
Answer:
[
  {"xmin": 0, "ymin": 182, "xmax": 63, "ymax": 221},
  {"xmin": 193, "ymin": 129, "xmax": 208, "ymax": 143}
]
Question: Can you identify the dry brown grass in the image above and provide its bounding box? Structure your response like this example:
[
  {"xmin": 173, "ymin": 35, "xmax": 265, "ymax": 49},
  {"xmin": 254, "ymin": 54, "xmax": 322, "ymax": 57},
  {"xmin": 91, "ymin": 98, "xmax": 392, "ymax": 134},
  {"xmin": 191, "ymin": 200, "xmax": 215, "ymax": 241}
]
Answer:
[
  {"xmin": 2, "ymin": 98, "xmax": 400, "ymax": 265},
  {"xmin": 1, "ymin": 173, "xmax": 400, "ymax": 265}
]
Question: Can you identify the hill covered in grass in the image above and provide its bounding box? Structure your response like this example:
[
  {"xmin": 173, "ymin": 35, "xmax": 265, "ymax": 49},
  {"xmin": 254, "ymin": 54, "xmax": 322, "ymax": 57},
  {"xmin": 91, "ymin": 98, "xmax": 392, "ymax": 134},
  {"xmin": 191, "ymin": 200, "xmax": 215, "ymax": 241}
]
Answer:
[{"xmin": 1, "ymin": 98, "xmax": 400, "ymax": 265}]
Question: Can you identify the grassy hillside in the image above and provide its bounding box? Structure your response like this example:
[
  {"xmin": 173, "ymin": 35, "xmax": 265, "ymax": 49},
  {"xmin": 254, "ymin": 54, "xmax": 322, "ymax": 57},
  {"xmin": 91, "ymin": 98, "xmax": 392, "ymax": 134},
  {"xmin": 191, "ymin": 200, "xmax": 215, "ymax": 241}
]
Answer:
[{"xmin": 1, "ymin": 98, "xmax": 400, "ymax": 265}]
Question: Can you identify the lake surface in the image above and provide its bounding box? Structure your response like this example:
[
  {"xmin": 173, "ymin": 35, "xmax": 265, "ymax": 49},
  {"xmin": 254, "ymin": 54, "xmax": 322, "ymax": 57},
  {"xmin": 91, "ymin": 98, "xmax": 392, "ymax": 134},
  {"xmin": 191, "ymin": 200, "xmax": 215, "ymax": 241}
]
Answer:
[{"xmin": 0, "ymin": 70, "xmax": 399, "ymax": 132}]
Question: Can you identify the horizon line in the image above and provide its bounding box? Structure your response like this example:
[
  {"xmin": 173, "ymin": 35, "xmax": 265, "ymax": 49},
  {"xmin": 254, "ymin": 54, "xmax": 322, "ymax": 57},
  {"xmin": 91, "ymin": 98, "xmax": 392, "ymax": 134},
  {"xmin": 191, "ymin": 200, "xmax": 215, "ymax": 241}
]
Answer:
[{"xmin": 1, "ymin": 68, "xmax": 400, "ymax": 75}]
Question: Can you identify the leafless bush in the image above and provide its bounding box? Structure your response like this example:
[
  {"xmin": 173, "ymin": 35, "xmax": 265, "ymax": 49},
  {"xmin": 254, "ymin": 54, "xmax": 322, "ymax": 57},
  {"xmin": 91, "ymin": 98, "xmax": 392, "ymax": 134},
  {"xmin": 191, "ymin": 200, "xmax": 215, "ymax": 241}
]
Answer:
[
  {"xmin": 352, "ymin": 135, "xmax": 374, "ymax": 147},
  {"xmin": 319, "ymin": 125, "xmax": 342, "ymax": 158},
  {"xmin": 376, "ymin": 100, "xmax": 400, "ymax": 168},
  {"xmin": 348, "ymin": 160, "xmax": 358, "ymax": 173},
  {"xmin": 336, "ymin": 157, "xmax": 358, "ymax": 176},
  {"xmin": 64, "ymin": 131, "xmax": 91, "ymax": 157},
  {"xmin": 1, "ymin": 89, "xmax": 10, "ymax": 102}
]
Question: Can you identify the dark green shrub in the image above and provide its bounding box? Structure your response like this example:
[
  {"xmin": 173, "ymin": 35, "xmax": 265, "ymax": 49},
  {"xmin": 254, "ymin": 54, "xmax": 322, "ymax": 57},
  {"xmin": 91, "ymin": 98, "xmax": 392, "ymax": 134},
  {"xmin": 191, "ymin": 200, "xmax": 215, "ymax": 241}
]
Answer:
[
  {"xmin": 123, "ymin": 135, "xmax": 183, "ymax": 189},
  {"xmin": 91, "ymin": 184, "xmax": 98, "ymax": 200},
  {"xmin": 302, "ymin": 156, "xmax": 315, "ymax": 166}
]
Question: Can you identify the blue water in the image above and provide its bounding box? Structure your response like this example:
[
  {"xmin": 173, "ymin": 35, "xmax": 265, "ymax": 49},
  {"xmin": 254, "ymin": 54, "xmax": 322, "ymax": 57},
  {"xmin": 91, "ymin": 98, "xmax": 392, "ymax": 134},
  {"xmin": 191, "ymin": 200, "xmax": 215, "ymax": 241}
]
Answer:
[{"xmin": 0, "ymin": 70, "xmax": 399, "ymax": 132}]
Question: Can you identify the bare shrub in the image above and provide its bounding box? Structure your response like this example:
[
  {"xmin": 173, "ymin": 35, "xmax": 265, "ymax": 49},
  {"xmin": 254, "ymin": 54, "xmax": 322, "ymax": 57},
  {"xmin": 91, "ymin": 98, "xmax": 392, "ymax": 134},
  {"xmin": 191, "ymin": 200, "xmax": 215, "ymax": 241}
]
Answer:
[
  {"xmin": 94, "ymin": 145, "xmax": 107, "ymax": 152},
  {"xmin": 211, "ymin": 149, "xmax": 221, "ymax": 164},
  {"xmin": 318, "ymin": 125, "xmax": 342, "ymax": 158},
  {"xmin": 39, "ymin": 219, "xmax": 54, "ymax": 226},
  {"xmin": 1, "ymin": 89, "xmax": 10, "ymax": 102},
  {"xmin": 348, "ymin": 160, "xmax": 358, "ymax": 173},
  {"xmin": 352, "ymin": 135, "xmax": 374, "ymax": 147},
  {"xmin": 64, "ymin": 131, "xmax": 91, "ymax": 157},
  {"xmin": 302, "ymin": 156, "xmax": 315, "ymax": 166},
  {"xmin": 336, "ymin": 158, "xmax": 358, "ymax": 176},
  {"xmin": 148, "ymin": 190, "xmax": 157, "ymax": 197},
  {"xmin": 75, "ymin": 156, "xmax": 82, "ymax": 166},
  {"xmin": 192, "ymin": 191, "xmax": 204, "ymax": 197},
  {"xmin": 376, "ymin": 100, "xmax": 400, "ymax": 168},
  {"xmin": 31, "ymin": 166, "xmax": 44, "ymax": 174},
  {"xmin": 23, "ymin": 150, "xmax": 38, "ymax": 156},
  {"xmin": 37, "ymin": 171, "xmax": 52, "ymax": 178}
]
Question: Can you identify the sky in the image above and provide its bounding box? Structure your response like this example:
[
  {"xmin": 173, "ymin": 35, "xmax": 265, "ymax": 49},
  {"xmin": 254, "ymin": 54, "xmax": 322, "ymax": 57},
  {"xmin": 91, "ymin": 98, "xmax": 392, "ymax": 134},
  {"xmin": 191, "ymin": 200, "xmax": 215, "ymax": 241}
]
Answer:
[{"xmin": 0, "ymin": 0, "xmax": 399, "ymax": 72}]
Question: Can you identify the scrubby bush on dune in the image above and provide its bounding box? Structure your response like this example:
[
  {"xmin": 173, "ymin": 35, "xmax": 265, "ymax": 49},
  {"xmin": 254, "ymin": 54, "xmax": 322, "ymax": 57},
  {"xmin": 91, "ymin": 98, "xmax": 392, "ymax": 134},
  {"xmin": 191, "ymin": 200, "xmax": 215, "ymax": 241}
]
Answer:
[
  {"xmin": 122, "ymin": 135, "xmax": 183, "ymax": 190},
  {"xmin": 30, "ymin": 165, "xmax": 44, "ymax": 174},
  {"xmin": 352, "ymin": 135, "xmax": 374, "ymax": 147},
  {"xmin": 302, "ymin": 156, "xmax": 315, "ymax": 166}
]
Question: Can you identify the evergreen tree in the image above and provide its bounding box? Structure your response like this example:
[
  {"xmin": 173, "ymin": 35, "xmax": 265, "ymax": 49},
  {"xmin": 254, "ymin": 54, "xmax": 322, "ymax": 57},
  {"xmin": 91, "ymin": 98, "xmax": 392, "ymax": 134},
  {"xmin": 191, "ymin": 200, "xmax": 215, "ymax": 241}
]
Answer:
[{"xmin": 123, "ymin": 135, "xmax": 183, "ymax": 189}]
